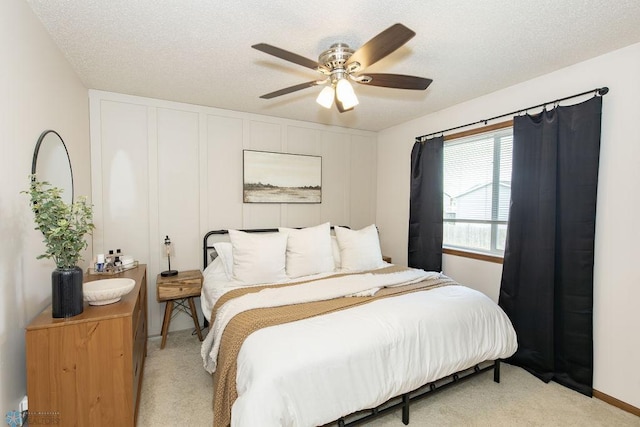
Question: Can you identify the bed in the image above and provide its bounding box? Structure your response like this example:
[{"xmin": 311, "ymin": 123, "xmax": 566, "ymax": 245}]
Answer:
[{"xmin": 200, "ymin": 223, "xmax": 517, "ymax": 427}]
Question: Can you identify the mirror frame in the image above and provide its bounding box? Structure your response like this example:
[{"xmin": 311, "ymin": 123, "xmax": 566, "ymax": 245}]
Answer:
[{"xmin": 31, "ymin": 129, "xmax": 74, "ymax": 203}]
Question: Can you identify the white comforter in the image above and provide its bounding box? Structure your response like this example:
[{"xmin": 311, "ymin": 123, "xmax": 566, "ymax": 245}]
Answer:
[
  {"xmin": 205, "ymin": 273, "xmax": 517, "ymax": 427},
  {"xmin": 202, "ymin": 268, "xmax": 435, "ymax": 373}
]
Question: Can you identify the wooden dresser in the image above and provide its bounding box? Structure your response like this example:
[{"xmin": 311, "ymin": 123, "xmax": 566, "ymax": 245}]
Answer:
[{"xmin": 26, "ymin": 265, "xmax": 148, "ymax": 426}]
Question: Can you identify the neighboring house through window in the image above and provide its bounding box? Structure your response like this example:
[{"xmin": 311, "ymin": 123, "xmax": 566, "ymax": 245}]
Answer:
[{"xmin": 443, "ymin": 122, "xmax": 513, "ymax": 256}]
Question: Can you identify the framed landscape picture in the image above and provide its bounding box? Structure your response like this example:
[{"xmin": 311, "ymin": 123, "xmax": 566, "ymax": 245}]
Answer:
[{"xmin": 243, "ymin": 150, "xmax": 322, "ymax": 203}]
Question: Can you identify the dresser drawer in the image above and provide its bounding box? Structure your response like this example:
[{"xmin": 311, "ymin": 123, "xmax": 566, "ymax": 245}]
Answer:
[
  {"xmin": 132, "ymin": 291, "xmax": 141, "ymax": 338},
  {"xmin": 132, "ymin": 311, "xmax": 146, "ymax": 412},
  {"xmin": 132, "ymin": 275, "xmax": 147, "ymax": 338}
]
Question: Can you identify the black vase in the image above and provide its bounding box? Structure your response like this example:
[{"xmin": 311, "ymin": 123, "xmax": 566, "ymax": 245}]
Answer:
[{"xmin": 52, "ymin": 266, "xmax": 84, "ymax": 318}]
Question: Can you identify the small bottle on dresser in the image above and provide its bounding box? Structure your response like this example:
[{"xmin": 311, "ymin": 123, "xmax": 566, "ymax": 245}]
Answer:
[
  {"xmin": 114, "ymin": 249, "xmax": 123, "ymax": 271},
  {"xmin": 95, "ymin": 254, "xmax": 105, "ymax": 272},
  {"xmin": 105, "ymin": 250, "xmax": 115, "ymax": 271}
]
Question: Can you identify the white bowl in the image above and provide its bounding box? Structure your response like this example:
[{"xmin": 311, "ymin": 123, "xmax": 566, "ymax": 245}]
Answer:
[{"xmin": 83, "ymin": 278, "xmax": 136, "ymax": 306}]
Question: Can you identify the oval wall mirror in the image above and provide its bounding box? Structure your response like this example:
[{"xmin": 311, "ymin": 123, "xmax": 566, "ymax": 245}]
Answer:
[{"xmin": 31, "ymin": 130, "xmax": 74, "ymax": 204}]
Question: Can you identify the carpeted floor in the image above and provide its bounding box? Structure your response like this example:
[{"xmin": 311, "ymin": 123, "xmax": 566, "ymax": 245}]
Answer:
[{"xmin": 138, "ymin": 329, "xmax": 639, "ymax": 426}]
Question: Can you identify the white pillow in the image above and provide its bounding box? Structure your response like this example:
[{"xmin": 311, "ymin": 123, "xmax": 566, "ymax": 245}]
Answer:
[
  {"xmin": 334, "ymin": 225, "xmax": 385, "ymax": 272},
  {"xmin": 331, "ymin": 235, "xmax": 341, "ymax": 269},
  {"xmin": 278, "ymin": 223, "xmax": 335, "ymax": 278},
  {"xmin": 228, "ymin": 230, "xmax": 288, "ymax": 285},
  {"xmin": 211, "ymin": 242, "xmax": 233, "ymax": 279},
  {"xmin": 201, "ymin": 255, "xmax": 232, "ymax": 320}
]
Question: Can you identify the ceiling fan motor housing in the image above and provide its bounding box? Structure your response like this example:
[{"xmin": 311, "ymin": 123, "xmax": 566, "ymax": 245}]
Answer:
[{"xmin": 318, "ymin": 43, "xmax": 358, "ymax": 74}]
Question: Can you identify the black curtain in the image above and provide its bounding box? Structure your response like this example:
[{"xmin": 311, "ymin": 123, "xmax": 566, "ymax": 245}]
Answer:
[
  {"xmin": 408, "ymin": 136, "xmax": 443, "ymax": 272},
  {"xmin": 499, "ymin": 96, "xmax": 602, "ymax": 396}
]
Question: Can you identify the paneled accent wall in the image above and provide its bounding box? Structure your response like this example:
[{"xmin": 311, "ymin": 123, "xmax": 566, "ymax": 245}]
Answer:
[{"xmin": 89, "ymin": 90, "xmax": 377, "ymax": 336}]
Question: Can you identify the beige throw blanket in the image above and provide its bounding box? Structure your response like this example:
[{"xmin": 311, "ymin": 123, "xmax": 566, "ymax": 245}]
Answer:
[{"xmin": 208, "ymin": 266, "xmax": 456, "ymax": 427}]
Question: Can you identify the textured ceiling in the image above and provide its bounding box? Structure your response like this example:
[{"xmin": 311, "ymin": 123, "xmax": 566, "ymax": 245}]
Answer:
[{"xmin": 26, "ymin": 0, "xmax": 640, "ymax": 132}]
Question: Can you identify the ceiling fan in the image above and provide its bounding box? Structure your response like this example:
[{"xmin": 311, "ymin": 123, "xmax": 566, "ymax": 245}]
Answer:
[{"xmin": 252, "ymin": 23, "xmax": 432, "ymax": 113}]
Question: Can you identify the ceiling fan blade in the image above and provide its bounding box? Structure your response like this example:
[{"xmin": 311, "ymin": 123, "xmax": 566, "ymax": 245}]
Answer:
[
  {"xmin": 252, "ymin": 43, "xmax": 320, "ymax": 70},
  {"xmin": 259, "ymin": 81, "xmax": 320, "ymax": 99},
  {"xmin": 346, "ymin": 24, "xmax": 416, "ymax": 70},
  {"xmin": 356, "ymin": 73, "xmax": 433, "ymax": 90}
]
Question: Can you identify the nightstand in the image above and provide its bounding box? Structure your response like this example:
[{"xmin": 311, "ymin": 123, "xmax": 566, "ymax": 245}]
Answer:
[{"xmin": 156, "ymin": 269, "xmax": 204, "ymax": 349}]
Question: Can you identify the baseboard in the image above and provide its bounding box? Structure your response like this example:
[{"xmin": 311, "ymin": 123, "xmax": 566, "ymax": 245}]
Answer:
[{"xmin": 593, "ymin": 389, "xmax": 640, "ymax": 417}]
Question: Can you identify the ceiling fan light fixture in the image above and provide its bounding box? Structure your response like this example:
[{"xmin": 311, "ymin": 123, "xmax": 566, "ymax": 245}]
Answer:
[
  {"xmin": 316, "ymin": 86, "xmax": 335, "ymax": 109},
  {"xmin": 336, "ymin": 78, "xmax": 358, "ymax": 109}
]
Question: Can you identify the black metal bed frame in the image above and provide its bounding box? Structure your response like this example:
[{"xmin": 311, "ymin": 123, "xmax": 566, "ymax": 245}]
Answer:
[
  {"xmin": 203, "ymin": 228, "xmax": 282, "ymax": 268},
  {"xmin": 334, "ymin": 360, "xmax": 500, "ymax": 426},
  {"xmin": 202, "ymin": 228, "xmax": 503, "ymax": 426}
]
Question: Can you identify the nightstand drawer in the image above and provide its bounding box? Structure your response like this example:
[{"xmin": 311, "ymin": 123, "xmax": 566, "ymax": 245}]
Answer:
[
  {"xmin": 157, "ymin": 280, "xmax": 201, "ymax": 300},
  {"xmin": 156, "ymin": 270, "xmax": 203, "ymax": 302}
]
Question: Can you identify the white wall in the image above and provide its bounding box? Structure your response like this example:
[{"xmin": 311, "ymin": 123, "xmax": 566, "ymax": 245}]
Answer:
[
  {"xmin": 8, "ymin": 0, "xmax": 636, "ymax": 413},
  {"xmin": 376, "ymin": 42, "xmax": 640, "ymax": 408},
  {"xmin": 89, "ymin": 91, "xmax": 378, "ymax": 337},
  {"xmin": 0, "ymin": 0, "xmax": 90, "ymax": 417}
]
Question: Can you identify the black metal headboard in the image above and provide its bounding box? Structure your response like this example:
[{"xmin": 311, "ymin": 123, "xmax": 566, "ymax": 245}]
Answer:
[
  {"xmin": 202, "ymin": 226, "xmax": 349, "ymax": 268},
  {"xmin": 203, "ymin": 228, "xmax": 277, "ymax": 268}
]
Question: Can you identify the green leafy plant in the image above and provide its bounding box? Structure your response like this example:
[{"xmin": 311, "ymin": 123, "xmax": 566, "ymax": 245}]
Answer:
[{"xmin": 24, "ymin": 177, "xmax": 94, "ymax": 269}]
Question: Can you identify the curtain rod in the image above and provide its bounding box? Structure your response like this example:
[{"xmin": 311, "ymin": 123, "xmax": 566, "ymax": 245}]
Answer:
[{"xmin": 415, "ymin": 86, "xmax": 609, "ymax": 143}]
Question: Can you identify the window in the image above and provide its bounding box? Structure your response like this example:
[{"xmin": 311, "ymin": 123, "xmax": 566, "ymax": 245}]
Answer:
[{"xmin": 443, "ymin": 123, "xmax": 513, "ymax": 256}]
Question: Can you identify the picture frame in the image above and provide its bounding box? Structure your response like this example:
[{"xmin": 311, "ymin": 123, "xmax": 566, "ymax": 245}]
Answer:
[{"xmin": 243, "ymin": 150, "xmax": 322, "ymax": 203}]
